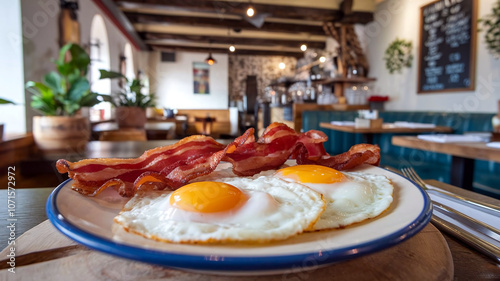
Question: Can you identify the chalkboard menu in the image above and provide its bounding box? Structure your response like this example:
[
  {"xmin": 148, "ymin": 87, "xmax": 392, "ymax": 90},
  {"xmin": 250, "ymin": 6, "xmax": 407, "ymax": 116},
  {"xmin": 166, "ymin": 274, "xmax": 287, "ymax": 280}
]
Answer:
[{"xmin": 418, "ymin": 0, "xmax": 477, "ymax": 93}]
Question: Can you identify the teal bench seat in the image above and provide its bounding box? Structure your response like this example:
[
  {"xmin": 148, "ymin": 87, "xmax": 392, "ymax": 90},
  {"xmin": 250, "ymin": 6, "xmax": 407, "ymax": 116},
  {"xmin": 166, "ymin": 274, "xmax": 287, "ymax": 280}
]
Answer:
[{"xmin": 302, "ymin": 110, "xmax": 500, "ymax": 199}]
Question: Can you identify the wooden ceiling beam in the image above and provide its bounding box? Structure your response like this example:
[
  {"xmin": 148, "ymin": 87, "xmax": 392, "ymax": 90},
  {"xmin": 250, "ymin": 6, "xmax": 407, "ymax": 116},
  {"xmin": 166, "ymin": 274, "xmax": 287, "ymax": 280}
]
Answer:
[
  {"xmin": 133, "ymin": 23, "xmax": 326, "ymax": 42},
  {"xmin": 124, "ymin": 13, "xmax": 326, "ymax": 35},
  {"xmin": 150, "ymin": 45, "xmax": 304, "ymax": 58},
  {"xmin": 114, "ymin": 0, "xmax": 341, "ymax": 21},
  {"xmin": 109, "ymin": 0, "xmax": 374, "ymax": 54},
  {"xmin": 341, "ymin": 0, "xmax": 354, "ymax": 15},
  {"xmin": 140, "ymin": 33, "xmax": 326, "ymax": 49}
]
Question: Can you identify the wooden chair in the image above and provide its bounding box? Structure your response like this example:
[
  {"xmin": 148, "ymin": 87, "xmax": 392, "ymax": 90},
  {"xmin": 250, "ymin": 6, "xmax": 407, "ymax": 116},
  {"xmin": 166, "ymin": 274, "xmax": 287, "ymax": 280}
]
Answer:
[{"xmin": 99, "ymin": 129, "xmax": 147, "ymax": 141}]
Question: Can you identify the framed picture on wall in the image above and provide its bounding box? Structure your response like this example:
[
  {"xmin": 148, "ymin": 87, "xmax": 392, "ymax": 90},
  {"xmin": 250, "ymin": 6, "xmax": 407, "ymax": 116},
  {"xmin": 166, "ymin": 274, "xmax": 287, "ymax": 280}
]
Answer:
[{"xmin": 193, "ymin": 62, "xmax": 210, "ymax": 94}]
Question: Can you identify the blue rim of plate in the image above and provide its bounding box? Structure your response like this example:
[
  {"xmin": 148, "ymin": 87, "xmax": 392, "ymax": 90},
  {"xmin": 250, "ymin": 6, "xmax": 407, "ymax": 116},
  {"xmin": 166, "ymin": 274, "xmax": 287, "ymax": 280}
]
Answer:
[{"xmin": 46, "ymin": 168, "xmax": 432, "ymax": 272}]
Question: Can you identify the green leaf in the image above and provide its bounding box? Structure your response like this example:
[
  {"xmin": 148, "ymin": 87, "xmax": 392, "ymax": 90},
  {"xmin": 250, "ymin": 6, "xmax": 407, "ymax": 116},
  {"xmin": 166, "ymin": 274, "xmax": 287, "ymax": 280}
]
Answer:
[
  {"xmin": 62, "ymin": 101, "xmax": 80, "ymax": 116},
  {"xmin": 67, "ymin": 77, "xmax": 90, "ymax": 102},
  {"xmin": 69, "ymin": 45, "xmax": 91, "ymax": 75},
  {"xmin": 26, "ymin": 81, "xmax": 52, "ymax": 98},
  {"xmin": 30, "ymin": 93, "xmax": 57, "ymax": 116},
  {"xmin": 98, "ymin": 94, "xmax": 115, "ymax": 105},
  {"xmin": 99, "ymin": 69, "xmax": 128, "ymax": 81},
  {"xmin": 56, "ymin": 43, "xmax": 73, "ymax": 68},
  {"xmin": 66, "ymin": 68, "xmax": 81, "ymax": 87},
  {"xmin": 43, "ymin": 71, "xmax": 64, "ymax": 94},
  {"xmin": 129, "ymin": 79, "xmax": 143, "ymax": 95},
  {"xmin": 56, "ymin": 43, "xmax": 90, "ymax": 76},
  {"xmin": 80, "ymin": 92, "xmax": 101, "ymax": 107},
  {"xmin": 0, "ymin": 98, "xmax": 15, "ymax": 105},
  {"xmin": 31, "ymin": 98, "xmax": 54, "ymax": 115}
]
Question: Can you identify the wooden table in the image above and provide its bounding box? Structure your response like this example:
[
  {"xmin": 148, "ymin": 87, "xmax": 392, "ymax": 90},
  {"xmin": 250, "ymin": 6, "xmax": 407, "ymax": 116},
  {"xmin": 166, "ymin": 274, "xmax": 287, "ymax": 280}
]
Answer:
[
  {"xmin": 93, "ymin": 122, "xmax": 177, "ymax": 140},
  {"xmin": 1, "ymin": 180, "xmax": 499, "ymax": 280},
  {"xmin": 392, "ymin": 136, "xmax": 500, "ymax": 190},
  {"xmin": 320, "ymin": 122, "xmax": 452, "ymax": 144}
]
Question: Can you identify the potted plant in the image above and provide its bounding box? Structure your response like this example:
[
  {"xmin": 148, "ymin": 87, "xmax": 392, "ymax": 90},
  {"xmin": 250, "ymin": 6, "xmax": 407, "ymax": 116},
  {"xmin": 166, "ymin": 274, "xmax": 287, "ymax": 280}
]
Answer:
[
  {"xmin": 25, "ymin": 43, "xmax": 103, "ymax": 151},
  {"xmin": 478, "ymin": 0, "xmax": 500, "ymax": 58},
  {"xmin": 98, "ymin": 70, "xmax": 156, "ymax": 128},
  {"xmin": 383, "ymin": 38, "xmax": 413, "ymax": 74}
]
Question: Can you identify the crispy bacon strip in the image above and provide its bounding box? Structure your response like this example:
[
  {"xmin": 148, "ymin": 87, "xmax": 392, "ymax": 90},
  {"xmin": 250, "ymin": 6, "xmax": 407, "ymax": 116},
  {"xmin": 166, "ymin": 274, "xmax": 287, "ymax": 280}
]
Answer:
[
  {"xmin": 56, "ymin": 122, "xmax": 380, "ymax": 197},
  {"xmin": 295, "ymin": 143, "xmax": 381, "ymax": 170},
  {"xmin": 56, "ymin": 130, "xmax": 252, "ymax": 197},
  {"xmin": 223, "ymin": 123, "xmax": 328, "ymax": 176}
]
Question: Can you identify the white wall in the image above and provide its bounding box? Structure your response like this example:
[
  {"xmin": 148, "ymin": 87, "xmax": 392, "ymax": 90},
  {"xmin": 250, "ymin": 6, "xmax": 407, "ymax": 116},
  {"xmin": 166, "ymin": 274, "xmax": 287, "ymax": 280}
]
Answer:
[
  {"xmin": 0, "ymin": 0, "xmax": 25, "ymax": 135},
  {"xmin": 157, "ymin": 51, "xmax": 229, "ymax": 109},
  {"xmin": 365, "ymin": 0, "xmax": 500, "ymax": 113}
]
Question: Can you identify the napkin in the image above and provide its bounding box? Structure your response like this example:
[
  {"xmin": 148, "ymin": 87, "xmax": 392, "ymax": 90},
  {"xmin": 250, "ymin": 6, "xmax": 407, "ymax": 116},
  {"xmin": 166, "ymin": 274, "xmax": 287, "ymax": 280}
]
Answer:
[
  {"xmin": 486, "ymin": 142, "xmax": 500, "ymax": 149},
  {"xmin": 330, "ymin": 121, "xmax": 355, "ymax": 126},
  {"xmin": 394, "ymin": 121, "xmax": 436, "ymax": 128},
  {"xmin": 426, "ymin": 184, "xmax": 500, "ymax": 247},
  {"xmin": 417, "ymin": 134, "xmax": 485, "ymax": 143}
]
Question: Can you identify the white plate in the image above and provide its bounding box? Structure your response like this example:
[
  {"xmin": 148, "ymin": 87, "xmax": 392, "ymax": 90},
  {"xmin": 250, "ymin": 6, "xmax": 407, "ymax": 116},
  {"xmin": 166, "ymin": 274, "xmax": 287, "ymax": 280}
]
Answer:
[{"xmin": 46, "ymin": 164, "xmax": 431, "ymax": 275}]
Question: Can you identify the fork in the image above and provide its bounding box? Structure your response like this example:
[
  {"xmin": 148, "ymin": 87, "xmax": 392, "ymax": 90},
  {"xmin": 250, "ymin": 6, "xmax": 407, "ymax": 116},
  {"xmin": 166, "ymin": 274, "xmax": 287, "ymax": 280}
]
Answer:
[
  {"xmin": 401, "ymin": 167, "xmax": 500, "ymax": 216},
  {"xmin": 401, "ymin": 167, "xmax": 500, "ymax": 263}
]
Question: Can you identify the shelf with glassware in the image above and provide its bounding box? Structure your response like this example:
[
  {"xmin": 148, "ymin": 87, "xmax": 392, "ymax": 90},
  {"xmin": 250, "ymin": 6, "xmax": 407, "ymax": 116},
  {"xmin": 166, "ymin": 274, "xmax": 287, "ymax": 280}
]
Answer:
[
  {"xmin": 267, "ymin": 77, "xmax": 375, "ymax": 105},
  {"xmin": 265, "ymin": 78, "xmax": 374, "ymax": 132},
  {"xmin": 318, "ymin": 77, "xmax": 377, "ymax": 100}
]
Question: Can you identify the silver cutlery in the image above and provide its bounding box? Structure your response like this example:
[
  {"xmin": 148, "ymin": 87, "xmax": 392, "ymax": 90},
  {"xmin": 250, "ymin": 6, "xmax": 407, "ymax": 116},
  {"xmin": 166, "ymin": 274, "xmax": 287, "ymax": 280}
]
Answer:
[
  {"xmin": 432, "ymin": 216, "xmax": 500, "ymax": 263},
  {"xmin": 400, "ymin": 167, "xmax": 500, "ymax": 263},
  {"xmin": 401, "ymin": 167, "xmax": 500, "ymax": 216}
]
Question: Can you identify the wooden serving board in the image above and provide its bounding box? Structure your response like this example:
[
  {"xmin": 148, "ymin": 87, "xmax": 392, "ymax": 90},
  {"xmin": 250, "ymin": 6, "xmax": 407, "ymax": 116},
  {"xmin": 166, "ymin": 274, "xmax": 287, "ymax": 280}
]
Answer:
[{"xmin": 0, "ymin": 220, "xmax": 452, "ymax": 280}]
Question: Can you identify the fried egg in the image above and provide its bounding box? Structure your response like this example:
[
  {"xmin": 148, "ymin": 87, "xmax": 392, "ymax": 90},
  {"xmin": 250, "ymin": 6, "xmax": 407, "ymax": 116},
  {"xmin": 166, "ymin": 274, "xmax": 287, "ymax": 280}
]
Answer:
[
  {"xmin": 273, "ymin": 165, "xmax": 394, "ymax": 230},
  {"xmin": 114, "ymin": 175, "xmax": 325, "ymax": 243}
]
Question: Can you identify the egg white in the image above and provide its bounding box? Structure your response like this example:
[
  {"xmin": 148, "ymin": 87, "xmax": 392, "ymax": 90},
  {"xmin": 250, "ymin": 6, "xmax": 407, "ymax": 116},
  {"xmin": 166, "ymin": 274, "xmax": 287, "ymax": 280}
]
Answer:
[
  {"xmin": 273, "ymin": 170, "xmax": 394, "ymax": 230},
  {"xmin": 114, "ymin": 174, "xmax": 325, "ymax": 244}
]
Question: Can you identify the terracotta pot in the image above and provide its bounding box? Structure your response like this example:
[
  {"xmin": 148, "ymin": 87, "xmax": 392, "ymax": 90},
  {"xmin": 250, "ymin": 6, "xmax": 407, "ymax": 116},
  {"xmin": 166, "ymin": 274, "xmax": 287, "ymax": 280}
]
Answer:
[
  {"xmin": 115, "ymin": 107, "xmax": 146, "ymax": 128},
  {"xmin": 33, "ymin": 116, "xmax": 90, "ymax": 151}
]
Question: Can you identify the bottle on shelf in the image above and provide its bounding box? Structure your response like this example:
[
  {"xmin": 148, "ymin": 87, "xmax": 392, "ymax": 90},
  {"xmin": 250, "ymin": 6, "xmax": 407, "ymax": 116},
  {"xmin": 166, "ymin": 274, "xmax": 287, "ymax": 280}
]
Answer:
[{"xmin": 304, "ymin": 79, "xmax": 317, "ymax": 103}]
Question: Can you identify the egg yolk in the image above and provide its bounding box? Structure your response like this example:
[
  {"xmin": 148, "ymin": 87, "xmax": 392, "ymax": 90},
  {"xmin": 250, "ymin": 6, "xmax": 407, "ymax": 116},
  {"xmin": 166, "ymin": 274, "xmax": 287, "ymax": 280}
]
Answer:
[
  {"xmin": 169, "ymin": 181, "xmax": 247, "ymax": 213},
  {"xmin": 276, "ymin": 165, "xmax": 346, "ymax": 183}
]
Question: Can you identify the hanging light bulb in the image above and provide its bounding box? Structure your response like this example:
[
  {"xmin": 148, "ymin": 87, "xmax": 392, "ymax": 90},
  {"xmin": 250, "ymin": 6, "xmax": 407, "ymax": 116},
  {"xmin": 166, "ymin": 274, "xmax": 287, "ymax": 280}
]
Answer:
[
  {"xmin": 229, "ymin": 45, "xmax": 236, "ymax": 52},
  {"xmin": 300, "ymin": 44, "xmax": 307, "ymax": 52},
  {"xmin": 319, "ymin": 56, "xmax": 326, "ymax": 63},
  {"xmin": 279, "ymin": 62, "xmax": 286, "ymax": 70},
  {"xmin": 246, "ymin": 6, "xmax": 255, "ymax": 17},
  {"xmin": 205, "ymin": 39, "xmax": 217, "ymax": 65},
  {"xmin": 205, "ymin": 53, "xmax": 216, "ymax": 65}
]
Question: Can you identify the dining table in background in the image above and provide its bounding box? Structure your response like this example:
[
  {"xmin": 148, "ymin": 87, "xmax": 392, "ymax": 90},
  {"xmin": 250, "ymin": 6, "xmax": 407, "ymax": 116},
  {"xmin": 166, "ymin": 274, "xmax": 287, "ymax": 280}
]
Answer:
[
  {"xmin": 43, "ymin": 139, "xmax": 233, "ymax": 161},
  {"xmin": 92, "ymin": 121, "xmax": 178, "ymax": 140},
  {"xmin": 319, "ymin": 122, "xmax": 453, "ymax": 144},
  {"xmin": 1, "ymin": 180, "xmax": 499, "ymax": 280},
  {"xmin": 392, "ymin": 136, "xmax": 500, "ymax": 190}
]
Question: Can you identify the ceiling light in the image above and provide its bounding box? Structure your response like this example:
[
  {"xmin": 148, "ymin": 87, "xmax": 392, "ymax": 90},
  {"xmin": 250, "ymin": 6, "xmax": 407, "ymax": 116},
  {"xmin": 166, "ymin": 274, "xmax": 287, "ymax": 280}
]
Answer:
[
  {"xmin": 246, "ymin": 6, "xmax": 255, "ymax": 17},
  {"xmin": 279, "ymin": 62, "xmax": 285, "ymax": 70},
  {"xmin": 319, "ymin": 56, "xmax": 326, "ymax": 63},
  {"xmin": 300, "ymin": 44, "xmax": 307, "ymax": 52},
  {"xmin": 205, "ymin": 53, "xmax": 216, "ymax": 65},
  {"xmin": 229, "ymin": 45, "xmax": 236, "ymax": 52}
]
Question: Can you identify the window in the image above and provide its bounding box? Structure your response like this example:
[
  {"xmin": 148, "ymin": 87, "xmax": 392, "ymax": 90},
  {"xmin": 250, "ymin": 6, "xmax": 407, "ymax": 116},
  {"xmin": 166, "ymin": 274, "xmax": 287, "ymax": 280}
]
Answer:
[
  {"xmin": 124, "ymin": 43, "xmax": 135, "ymax": 80},
  {"xmin": 89, "ymin": 14, "xmax": 111, "ymax": 120}
]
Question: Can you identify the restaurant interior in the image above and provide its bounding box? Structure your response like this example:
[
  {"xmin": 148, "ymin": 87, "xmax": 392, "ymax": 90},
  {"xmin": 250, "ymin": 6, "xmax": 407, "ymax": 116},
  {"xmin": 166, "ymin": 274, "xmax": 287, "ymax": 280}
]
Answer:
[{"xmin": 0, "ymin": 0, "xmax": 500, "ymax": 279}]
